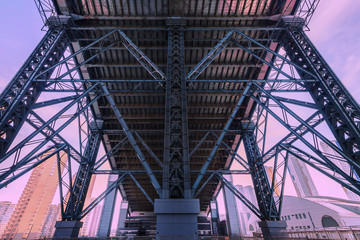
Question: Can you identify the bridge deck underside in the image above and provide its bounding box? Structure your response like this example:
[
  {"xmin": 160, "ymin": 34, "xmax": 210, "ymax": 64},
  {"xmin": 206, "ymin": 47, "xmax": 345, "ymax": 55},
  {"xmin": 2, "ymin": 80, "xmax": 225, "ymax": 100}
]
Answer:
[{"xmin": 55, "ymin": 0, "xmax": 296, "ymax": 212}]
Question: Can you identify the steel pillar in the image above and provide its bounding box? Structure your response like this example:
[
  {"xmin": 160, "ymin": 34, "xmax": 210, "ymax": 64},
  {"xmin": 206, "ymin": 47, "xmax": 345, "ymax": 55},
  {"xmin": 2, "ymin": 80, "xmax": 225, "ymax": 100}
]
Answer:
[
  {"xmin": 116, "ymin": 200, "xmax": 129, "ymax": 236},
  {"xmin": 155, "ymin": 18, "xmax": 199, "ymax": 239},
  {"xmin": 210, "ymin": 200, "xmax": 220, "ymax": 235},
  {"xmin": 54, "ymin": 121, "xmax": 102, "ymax": 238},
  {"xmin": 162, "ymin": 18, "xmax": 191, "ymax": 199},
  {"xmin": 243, "ymin": 128, "xmax": 287, "ymax": 239}
]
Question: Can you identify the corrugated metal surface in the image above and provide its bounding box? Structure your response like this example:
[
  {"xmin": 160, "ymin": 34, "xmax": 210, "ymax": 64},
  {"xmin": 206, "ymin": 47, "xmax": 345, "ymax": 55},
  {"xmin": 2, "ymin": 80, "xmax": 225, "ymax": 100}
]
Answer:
[{"xmin": 56, "ymin": 0, "xmax": 297, "ymax": 212}]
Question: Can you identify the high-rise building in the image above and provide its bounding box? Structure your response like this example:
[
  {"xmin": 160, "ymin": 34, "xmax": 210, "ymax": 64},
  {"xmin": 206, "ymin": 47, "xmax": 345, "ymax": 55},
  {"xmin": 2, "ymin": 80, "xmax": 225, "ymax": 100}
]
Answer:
[
  {"xmin": 79, "ymin": 175, "xmax": 97, "ymax": 236},
  {"xmin": 222, "ymin": 175, "xmax": 242, "ymax": 236},
  {"xmin": 264, "ymin": 166, "xmax": 280, "ymax": 197},
  {"xmin": 0, "ymin": 201, "xmax": 15, "ymax": 236},
  {"xmin": 40, "ymin": 204, "xmax": 60, "ymax": 238},
  {"xmin": 234, "ymin": 185, "xmax": 260, "ymax": 235},
  {"xmin": 320, "ymin": 141, "xmax": 360, "ymax": 202},
  {"xmin": 287, "ymin": 155, "xmax": 319, "ymax": 198},
  {"xmin": 88, "ymin": 203, "xmax": 103, "ymax": 237},
  {"xmin": 2, "ymin": 152, "xmax": 64, "ymax": 239}
]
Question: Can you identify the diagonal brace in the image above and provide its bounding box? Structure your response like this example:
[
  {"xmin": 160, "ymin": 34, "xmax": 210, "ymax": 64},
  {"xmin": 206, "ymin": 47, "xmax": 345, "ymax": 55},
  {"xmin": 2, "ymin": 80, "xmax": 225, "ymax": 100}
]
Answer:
[
  {"xmin": 118, "ymin": 30, "xmax": 165, "ymax": 82},
  {"xmin": 101, "ymin": 83, "xmax": 161, "ymax": 196},
  {"xmin": 186, "ymin": 30, "xmax": 234, "ymax": 81},
  {"xmin": 216, "ymin": 173, "xmax": 263, "ymax": 219},
  {"xmin": 192, "ymin": 84, "xmax": 252, "ymax": 194}
]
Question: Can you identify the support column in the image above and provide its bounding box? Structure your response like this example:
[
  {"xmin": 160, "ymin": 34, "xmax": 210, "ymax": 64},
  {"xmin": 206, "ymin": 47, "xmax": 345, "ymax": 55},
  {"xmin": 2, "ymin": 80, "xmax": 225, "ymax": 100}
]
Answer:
[
  {"xmin": 154, "ymin": 199, "xmax": 200, "ymax": 239},
  {"xmin": 156, "ymin": 18, "xmax": 199, "ymax": 239},
  {"xmin": 53, "ymin": 221, "xmax": 83, "ymax": 239},
  {"xmin": 162, "ymin": 18, "xmax": 191, "ymax": 199},
  {"xmin": 97, "ymin": 175, "xmax": 118, "ymax": 237},
  {"xmin": 54, "ymin": 121, "xmax": 102, "ymax": 238},
  {"xmin": 243, "ymin": 125, "xmax": 287, "ymax": 240}
]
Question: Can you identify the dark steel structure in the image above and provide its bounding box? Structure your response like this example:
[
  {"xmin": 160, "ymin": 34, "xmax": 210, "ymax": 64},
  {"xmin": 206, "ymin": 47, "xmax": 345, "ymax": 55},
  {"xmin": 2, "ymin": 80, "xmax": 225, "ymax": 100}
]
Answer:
[{"xmin": 1, "ymin": 0, "xmax": 360, "ymax": 238}]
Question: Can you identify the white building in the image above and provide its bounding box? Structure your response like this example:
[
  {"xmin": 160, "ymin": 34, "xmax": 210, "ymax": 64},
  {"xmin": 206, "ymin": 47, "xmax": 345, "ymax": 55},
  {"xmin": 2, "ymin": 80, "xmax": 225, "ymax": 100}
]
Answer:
[
  {"xmin": 232, "ymin": 185, "xmax": 360, "ymax": 237},
  {"xmin": 281, "ymin": 195, "xmax": 360, "ymax": 230},
  {"xmin": 222, "ymin": 175, "xmax": 242, "ymax": 236}
]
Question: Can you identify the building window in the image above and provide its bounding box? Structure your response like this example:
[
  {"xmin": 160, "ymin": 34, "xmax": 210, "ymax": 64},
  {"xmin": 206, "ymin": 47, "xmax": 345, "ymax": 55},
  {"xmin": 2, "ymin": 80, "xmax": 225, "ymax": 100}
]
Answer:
[
  {"xmin": 303, "ymin": 213, "xmax": 306, "ymax": 218},
  {"xmin": 295, "ymin": 214, "xmax": 298, "ymax": 219}
]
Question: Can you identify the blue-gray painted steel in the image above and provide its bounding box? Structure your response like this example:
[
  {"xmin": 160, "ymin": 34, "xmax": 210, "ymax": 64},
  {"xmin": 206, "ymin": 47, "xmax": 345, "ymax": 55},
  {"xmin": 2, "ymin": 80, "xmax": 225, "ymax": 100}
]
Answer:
[
  {"xmin": 163, "ymin": 19, "xmax": 191, "ymax": 199},
  {"xmin": 101, "ymin": 84, "xmax": 162, "ymax": 195},
  {"xmin": 192, "ymin": 84, "xmax": 252, "ymax": 194}
]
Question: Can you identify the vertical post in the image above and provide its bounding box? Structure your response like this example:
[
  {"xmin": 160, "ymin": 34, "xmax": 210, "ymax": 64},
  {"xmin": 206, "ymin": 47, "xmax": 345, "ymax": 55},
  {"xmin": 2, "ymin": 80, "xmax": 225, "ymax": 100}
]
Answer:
[
  {"xmin": 242, "ymin": 123, "xmax": 287, "ymax": 240},
  {"xmin": 210, "ymin": 200, "xmax": 220, "ymax": 235},
  {"xmin": 162, "ymin": 18, "xmax": 191, "ymax": 199},
  {"xmin": 155, "ymin": 18, "xmax": 199, "ymax": 239}
]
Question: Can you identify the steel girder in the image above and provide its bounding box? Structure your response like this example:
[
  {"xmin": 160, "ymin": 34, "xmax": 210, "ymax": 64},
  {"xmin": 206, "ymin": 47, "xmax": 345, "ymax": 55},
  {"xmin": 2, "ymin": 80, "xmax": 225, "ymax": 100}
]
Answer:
[{"xmin": 0, "ymin": 28, "xmax": 69, "ymax": 158}]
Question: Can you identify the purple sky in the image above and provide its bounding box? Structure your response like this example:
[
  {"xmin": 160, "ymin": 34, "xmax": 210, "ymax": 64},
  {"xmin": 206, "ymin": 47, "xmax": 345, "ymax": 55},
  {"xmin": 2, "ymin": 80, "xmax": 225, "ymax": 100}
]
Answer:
[{"xmin": 0, "ymin": 1, "xmax": 360, "ymax": 204}]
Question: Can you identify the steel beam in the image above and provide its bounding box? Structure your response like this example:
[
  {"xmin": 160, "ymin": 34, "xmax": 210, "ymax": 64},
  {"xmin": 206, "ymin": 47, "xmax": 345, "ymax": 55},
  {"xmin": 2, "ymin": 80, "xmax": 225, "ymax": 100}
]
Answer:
[
  {"xmin": 186, "ymin": 30, "xmax": 234, "ymax": 81},
  {"xmin": 101, "ymin": 83, "xmax": 161, "ymax": 196},
  {"xmin": 192, "ymin": 84, "xmax": 251, "ymax": 195},
  {"xmin": 118, "ymin": 30, "xmax": 165, "ymax": 82},
  {"xmin": 216, "ymin": 173, "xmax": 263, "ymax": 219}
]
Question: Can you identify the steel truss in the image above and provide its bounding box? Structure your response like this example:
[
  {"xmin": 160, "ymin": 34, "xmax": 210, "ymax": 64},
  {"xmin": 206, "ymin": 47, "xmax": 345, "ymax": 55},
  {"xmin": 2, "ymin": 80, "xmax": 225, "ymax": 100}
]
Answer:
[
  {"xmin": 162, "ymin": 19, "xmax": 191, "ymax": 199},
  {"xmin": 0, "ymin": 5, "xmax": 359, "ymax": 232}
]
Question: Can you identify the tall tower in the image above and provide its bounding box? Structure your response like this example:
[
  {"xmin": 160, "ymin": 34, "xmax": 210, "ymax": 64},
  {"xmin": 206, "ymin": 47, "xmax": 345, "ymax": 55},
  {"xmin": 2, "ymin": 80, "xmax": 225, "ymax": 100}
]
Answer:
[
  {"xmin": 287, "ymin": 156, "xmax": 319, "ymax": 198},
  {"xmin": 222, "ymin": 175, "xmax": 242, "ymax": 236},
  {"xmin": 235, "ymin": 185, "xmax": 260, "ymax": 235},
  {"xmin": 0, "ymin": 201, "xmax": 15, "ymax": 236},
  {"xmin": 40, "ymin": 204, "xmax": 60, "ymax": 238},
  {"xmin": 2, "ymin": 153, "xmax": 63, "ymax": 239},
  {"xmin": 288, "ymin": 156, "xmax": 319, "ymax": 197}
]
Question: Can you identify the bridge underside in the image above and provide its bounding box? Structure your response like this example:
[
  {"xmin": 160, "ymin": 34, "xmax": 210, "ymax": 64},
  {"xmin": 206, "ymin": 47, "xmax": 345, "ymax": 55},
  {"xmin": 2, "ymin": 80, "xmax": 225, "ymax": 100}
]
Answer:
[
  {"xmin": 54, "ymin": 0, "xmax": 294, "ymax": 213},
  {"xmin": 2, "ymin": 0, "xmax": 360, "ymax": 239}
]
